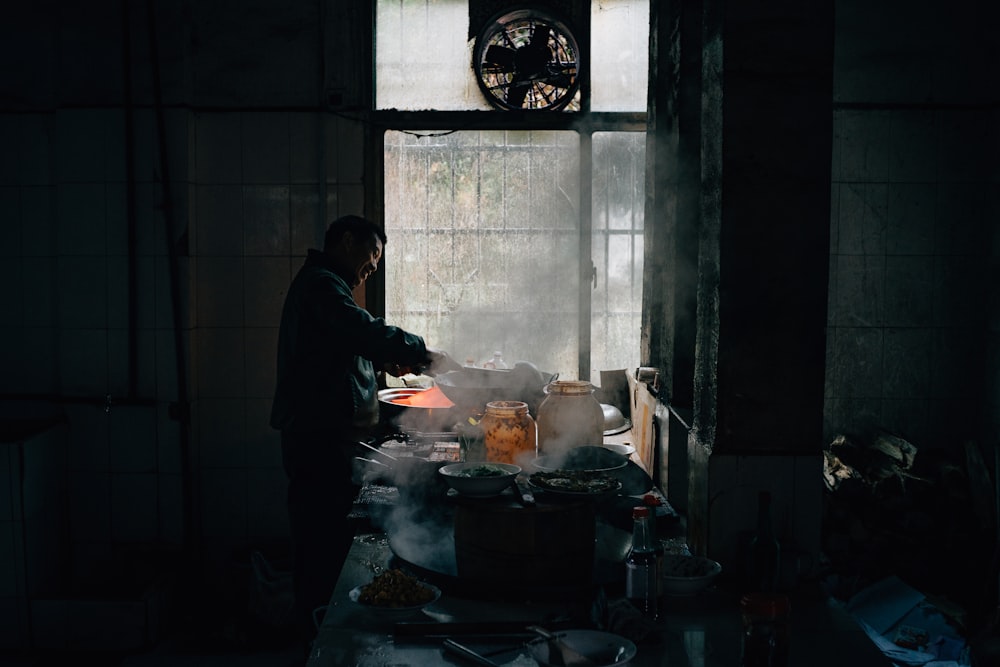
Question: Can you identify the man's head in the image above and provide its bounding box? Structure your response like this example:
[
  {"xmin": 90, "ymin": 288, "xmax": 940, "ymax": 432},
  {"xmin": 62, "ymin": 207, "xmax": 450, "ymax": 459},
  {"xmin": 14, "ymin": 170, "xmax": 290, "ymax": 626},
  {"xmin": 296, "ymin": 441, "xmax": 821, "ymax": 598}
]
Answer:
[{"xmin": 323, "ymin": 215, "xmax": 387, "ymax": 288}]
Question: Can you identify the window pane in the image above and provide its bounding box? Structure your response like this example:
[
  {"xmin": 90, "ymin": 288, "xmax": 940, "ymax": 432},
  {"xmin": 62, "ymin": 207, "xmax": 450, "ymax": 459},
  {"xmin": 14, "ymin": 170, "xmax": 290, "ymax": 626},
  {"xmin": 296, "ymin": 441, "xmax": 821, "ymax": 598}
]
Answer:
[
  {"xmin": 591, "ymin": 0, "xmax": 649, "ymax": 112},
  {"xmin": 590, "ymin": 132, "xmax": 645, "ymax": 381},
  {"xmin": 385, "ymin": 130, "xmax": 581, "ymax": 376}
]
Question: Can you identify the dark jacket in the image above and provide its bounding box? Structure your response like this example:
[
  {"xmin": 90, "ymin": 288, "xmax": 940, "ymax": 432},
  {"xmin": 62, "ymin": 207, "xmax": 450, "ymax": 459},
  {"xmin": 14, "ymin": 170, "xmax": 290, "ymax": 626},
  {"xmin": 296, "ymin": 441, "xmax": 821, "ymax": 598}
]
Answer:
[{"xmin": 270, "ymin": 249, "xmax": 428, "ymax": 436}]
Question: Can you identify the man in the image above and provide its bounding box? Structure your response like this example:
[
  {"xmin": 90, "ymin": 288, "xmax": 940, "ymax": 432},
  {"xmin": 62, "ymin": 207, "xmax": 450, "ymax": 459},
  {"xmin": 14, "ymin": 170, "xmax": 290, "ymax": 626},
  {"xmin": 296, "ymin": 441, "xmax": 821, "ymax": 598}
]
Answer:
[{"xmin": 270, "ymin": 215, "xmax": 458, "ymax": 644}]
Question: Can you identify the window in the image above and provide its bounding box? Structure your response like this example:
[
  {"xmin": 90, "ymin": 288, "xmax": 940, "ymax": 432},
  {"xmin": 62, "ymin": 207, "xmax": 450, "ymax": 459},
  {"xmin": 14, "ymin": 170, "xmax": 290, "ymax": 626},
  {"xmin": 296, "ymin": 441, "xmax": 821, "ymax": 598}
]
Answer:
[{"xmin": 376, "ymin": 1, "xmax": 648, "ymax": 383}]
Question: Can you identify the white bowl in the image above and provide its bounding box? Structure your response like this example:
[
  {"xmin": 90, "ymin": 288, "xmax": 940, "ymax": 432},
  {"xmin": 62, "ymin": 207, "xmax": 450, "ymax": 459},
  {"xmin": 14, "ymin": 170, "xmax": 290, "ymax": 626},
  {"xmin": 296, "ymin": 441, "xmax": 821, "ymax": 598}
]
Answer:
[
  {"xmin": 438, "ymin": 462, "xmax": 521, "ymax": 496},
  {"xmin": 660, "ymin": 554, "xmax": 722, "ymax": 594}
]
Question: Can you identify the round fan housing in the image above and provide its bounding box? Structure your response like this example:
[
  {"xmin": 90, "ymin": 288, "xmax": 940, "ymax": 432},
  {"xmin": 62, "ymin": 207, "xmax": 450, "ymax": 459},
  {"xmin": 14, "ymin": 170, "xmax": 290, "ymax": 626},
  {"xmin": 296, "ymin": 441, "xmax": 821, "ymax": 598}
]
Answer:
[{"xmin": 473, "ymin": 7, "xmax": 581, "ymax": 111}]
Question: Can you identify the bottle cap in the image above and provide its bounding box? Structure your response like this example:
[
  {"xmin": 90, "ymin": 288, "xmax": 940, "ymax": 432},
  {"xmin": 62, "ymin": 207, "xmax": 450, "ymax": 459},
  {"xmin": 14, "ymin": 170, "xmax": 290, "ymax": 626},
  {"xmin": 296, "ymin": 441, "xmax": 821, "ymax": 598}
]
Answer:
[{"xmin": 632, "ymin": 506, "xmax": 650, "ymax": 519}]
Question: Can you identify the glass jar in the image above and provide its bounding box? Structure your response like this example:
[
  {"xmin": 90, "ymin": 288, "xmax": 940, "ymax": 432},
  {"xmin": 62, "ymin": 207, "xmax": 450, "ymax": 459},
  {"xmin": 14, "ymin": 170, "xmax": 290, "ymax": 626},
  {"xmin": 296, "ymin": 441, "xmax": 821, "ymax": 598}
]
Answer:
[
  {"xmin": 481, "ymin": 400, "xmax": 536, "ymax": 465},
  {"xmin": 740, "ymin": 593, "xmax": 791, "ymax": 667},
  {"xmin": 536, "ymin": 380, "xmax": 605, "ymax": 457}
]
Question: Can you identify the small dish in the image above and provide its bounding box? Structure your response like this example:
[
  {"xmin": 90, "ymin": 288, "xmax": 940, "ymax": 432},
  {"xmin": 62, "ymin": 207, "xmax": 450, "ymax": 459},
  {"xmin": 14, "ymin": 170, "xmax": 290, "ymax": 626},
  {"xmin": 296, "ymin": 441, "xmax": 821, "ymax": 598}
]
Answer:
[
  {"xmin": 349, "ymin": 580, "xmax": 441, "ymax": 616},
  {"xmin": 660, "ymin": 554, "xmax": 722, "ymax": 594}
]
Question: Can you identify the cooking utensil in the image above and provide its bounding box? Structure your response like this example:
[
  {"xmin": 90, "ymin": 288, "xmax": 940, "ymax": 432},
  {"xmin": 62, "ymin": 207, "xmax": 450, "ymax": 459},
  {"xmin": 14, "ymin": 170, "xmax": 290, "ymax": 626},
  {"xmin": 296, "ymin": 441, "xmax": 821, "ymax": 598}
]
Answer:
[
  {"xmin": 511, "ymin": 473, "xmax": 536, "ymax": 507},
  {"xmin": 442, "ymin": 638, "xmax": 502, "ymax": 666},
  {"xmin": 528, "ymin": 626, "xmax": 596, "ymax": 667},
  {"xmin": 357, "ymin": 440, "xmax": 399, "ymax": 462}
]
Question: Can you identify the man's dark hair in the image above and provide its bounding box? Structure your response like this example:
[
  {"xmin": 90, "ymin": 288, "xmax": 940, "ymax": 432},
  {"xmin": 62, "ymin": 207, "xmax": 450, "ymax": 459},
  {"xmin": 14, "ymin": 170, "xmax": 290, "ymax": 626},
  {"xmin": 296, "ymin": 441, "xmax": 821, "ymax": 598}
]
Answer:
[{"xmin": 324, "ymin": 215, "xmax": 387, "ymax": 251}]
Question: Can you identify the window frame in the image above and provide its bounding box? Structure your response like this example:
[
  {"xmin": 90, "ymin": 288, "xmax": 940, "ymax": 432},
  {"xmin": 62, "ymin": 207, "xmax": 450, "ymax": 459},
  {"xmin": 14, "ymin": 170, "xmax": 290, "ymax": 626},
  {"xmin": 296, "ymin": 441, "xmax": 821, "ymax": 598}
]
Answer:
[{"xmin": 365, "ymin": 2, "xmax": 649, "ymax": 381}]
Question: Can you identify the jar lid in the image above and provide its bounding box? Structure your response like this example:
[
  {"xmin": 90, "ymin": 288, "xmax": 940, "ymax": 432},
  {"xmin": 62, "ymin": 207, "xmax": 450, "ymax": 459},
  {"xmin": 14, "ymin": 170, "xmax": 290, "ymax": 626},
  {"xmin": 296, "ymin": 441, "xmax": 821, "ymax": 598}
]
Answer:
[
  {"xmin": 485, "ymin": 400, "xmax": 529, "ymax": 414},
  {"xmin": 740, "ymin": 592, "xmax": 791, "ymax": 617},
  {"xmin": 546, "ymin": 380, "xmax": 595, "ymax": 395}
]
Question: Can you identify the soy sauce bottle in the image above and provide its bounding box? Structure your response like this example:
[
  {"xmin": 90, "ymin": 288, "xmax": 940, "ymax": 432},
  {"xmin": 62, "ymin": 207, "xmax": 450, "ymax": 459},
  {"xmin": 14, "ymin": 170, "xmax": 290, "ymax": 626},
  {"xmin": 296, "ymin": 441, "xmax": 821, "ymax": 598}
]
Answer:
[{"xmin": 625, "ymin": 506, "xmax": 659, "ymax": 619}]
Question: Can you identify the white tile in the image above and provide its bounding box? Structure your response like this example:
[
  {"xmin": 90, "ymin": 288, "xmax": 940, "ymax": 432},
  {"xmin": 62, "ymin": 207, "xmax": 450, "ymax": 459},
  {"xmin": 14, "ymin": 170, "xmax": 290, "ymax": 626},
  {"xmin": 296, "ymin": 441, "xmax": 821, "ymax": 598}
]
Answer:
[
  {"xmin": 195, "ymin": 328, "xmax": 246, "ymax": 398},
  {"xmin": 109, "ymin": 406, "xmax": 157, "ymax": 474},
  {"xmin": 243, "ymin": 185, "xmax": 290, "ymax": 255},
  {"xmin": 244, "ymin": 258, "xmax": 287, "ymax": 328},
  {"xmin": 0, "ymin": 449, "xmax": 11, "ymax": 522},
  {"xmin": 111, "ymin": 473, "xmax": 157, "ymax": 542},
  {"xmin": 245, "ymin": 398, "xmax": 281, "ymax": 469},
  {"xmin": 197, "ymin": 256, "xmax": 245, "ymax": 327},
  {"xmin": 17, "ymin": 327, "xmax": 56, "ymax": 395},
  {"xmin": 65, "ymin": 403, "xmax": 110, "ymax": 472},
  {"xmin": 69, "ymin": 470, "xmax": 111, "ymax": 542},
  {"xmin": 20, "ymin": 185, "xmax": 55, "ymax": 256},
  {"xmin": 104, "ymin": 182, "xmax": 127, "ymax": 256},
  {"xmin": 195, "ymin": 398, "xmax": 246, "ymax": 468},
  {"xmin": 0, "ymin": 256, "xmax": 22, "ymax": 326},
  {"xmin": 290, "ymin": 185, "xmax": 323, "ymax": 255},
  {"xmin": 157, "ymin": 473, "xmax": 184, "ymax": 544},
  {"xmin": 0, "ymin": 116, "xmax": 19, "ymax": 185},
  {"xmin": 0, "ymin": 187, "xmax": 19, "ymax": 256},
  {"xmin": 241, "ymin": 112, "xmax": 290, "ymax": 184},
  {"xmin": 244, "ymin": 328, "xmax": 278, "ymax": 399},
  {"xmin": 194, "ymin": 184, "xmax": 244, "ymax": 256},
  {"xmin": 199, "ymin": 468, "xmax": 247, "ymax": 539},
  {"xmin": 57, "ymin": 328, "xmax": 109, "ymax": 396},
  {"xmin": 55, "ymin": 183, "xmax": 107, "ymax": 256},
  {"xmin": 107, "ymin": 328, "xmax": 158, "ymax": 399},
  {"xmin": 155, "ymin": 404, "xmax": 181, "ymax": 475},
  {"xmin": 54, "ymin": 109, "xmax": 107, "ymax": 184},
  {"xmin": 18, "ymin": 115, "xmax": 52, "ymax": 187},
  {"xmin": 194, "ymin": 112, "xmax": 242, "ymax": 184},
  {"xmin": 247, "ymin": 467, "xmax": 289, "ymax": 539},
  {"xmin": 290, "ymin": 112, "xmax": 320, "ymax": 184},
  {"xmin": 0, "ymin": 521, "xmax": 16, "ymax": 597},
  {"xmin": 55, "ymin": 256, "xmax": 107, "ymax": 329},
  {"xmin": 0, "ymin": 596, "xmax": 27, "ymax": 650}
]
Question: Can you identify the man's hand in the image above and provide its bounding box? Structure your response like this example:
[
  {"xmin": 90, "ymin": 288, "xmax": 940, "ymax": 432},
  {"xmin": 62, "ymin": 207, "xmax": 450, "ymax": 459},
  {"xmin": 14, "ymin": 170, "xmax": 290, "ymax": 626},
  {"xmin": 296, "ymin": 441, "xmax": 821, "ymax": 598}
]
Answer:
[{"xmin": 424, "ymin": 348, "xmax": 463, "ymax": 376}]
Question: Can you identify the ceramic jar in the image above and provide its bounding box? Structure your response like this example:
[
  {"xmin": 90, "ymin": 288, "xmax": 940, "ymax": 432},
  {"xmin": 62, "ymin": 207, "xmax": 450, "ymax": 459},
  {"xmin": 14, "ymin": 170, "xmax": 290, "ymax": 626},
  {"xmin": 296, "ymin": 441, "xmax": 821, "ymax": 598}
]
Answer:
[
  {"xmin": 480, "ymin": 400, "xmax": 537, "ymax": 466},
  {"xmin": 535, "ymin": 380, "xmax": 604, "ymax": 458}
]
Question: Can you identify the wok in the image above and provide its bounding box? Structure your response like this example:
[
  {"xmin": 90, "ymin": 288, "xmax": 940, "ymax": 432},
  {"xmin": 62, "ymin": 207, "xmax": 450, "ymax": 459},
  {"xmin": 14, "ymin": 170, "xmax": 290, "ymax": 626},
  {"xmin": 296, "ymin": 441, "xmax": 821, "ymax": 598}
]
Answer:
[{"xmin": 433, "ymin": 362, "xmax": 556, "ymax": 413}]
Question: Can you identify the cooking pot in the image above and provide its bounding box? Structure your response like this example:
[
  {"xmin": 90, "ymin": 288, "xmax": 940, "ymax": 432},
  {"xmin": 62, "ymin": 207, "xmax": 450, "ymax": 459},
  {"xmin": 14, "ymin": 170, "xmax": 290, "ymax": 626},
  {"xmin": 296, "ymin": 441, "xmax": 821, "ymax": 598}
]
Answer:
[{"xmin": 433, "ymin": 362, "xmax": 556, "ymax": 413}]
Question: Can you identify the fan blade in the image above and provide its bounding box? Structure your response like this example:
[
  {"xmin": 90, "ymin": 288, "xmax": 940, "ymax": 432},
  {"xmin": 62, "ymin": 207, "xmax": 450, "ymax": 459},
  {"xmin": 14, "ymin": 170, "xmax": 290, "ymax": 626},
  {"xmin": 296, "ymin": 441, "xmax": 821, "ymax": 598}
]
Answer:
[
  {"xmin": 484, "ymin": 45, "xmax": 517, "ymax": 70},
  {"xmin": 505, "ymin": 82, "xmax": 530, "ymax": 108},
  {"xmin": 529, "ymin": 25, "xmax": 551, "ymax": 50}
]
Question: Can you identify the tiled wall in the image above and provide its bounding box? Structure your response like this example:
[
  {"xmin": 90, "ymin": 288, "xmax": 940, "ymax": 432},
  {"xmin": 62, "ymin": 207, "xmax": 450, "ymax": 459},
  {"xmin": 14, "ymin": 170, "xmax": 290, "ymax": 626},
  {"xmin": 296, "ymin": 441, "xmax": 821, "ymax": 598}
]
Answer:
[
  {"xmin": 0, "ymin": 105, "xmax": 371, "ymax": 606},
  {"xmin": 824, "ymin": 111, "xmax": 996, "ymax": 449}
]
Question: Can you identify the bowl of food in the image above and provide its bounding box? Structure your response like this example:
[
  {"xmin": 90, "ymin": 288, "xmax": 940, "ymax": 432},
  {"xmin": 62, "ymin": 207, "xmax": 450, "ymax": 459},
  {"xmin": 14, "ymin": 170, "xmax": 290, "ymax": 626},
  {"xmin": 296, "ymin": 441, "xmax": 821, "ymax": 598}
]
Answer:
[
  {"xmin": 660, "ymin": 554, "xmax": 722, "ymax": 594},
  {"xmin": 349, "ymin": 568, "xmax": 441, "ymax": 616},
  {"xmin": 438, "ymin": 462, "xmax": 521, "ymax": 497}
]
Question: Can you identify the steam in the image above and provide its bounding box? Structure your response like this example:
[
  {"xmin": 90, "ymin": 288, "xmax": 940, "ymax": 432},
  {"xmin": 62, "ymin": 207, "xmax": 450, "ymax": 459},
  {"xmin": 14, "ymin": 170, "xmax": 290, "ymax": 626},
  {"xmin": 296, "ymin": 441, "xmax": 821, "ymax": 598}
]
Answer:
[{"xmin": 380, "ymin": 492, "xmax": 457, "ymax": 576}]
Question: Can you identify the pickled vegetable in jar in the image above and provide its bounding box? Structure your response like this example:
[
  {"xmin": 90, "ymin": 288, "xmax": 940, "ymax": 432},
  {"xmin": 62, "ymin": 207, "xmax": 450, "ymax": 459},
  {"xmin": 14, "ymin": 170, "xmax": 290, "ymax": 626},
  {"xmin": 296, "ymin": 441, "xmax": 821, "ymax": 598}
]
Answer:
[{"xmin": 481, "ymin": 400, "xmax": 536, "ymax": 466}]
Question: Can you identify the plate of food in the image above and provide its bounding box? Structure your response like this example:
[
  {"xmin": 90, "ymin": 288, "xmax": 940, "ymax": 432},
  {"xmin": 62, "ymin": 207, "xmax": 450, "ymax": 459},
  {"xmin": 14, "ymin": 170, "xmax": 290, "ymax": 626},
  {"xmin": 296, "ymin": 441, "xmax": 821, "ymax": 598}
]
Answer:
[
  {"xmin": 528, "ymin": 469, "xmax": 622, "ymax": 498},
  {"xmin": 349, "ymin": 568, "xmax": 441, "ymax": 616}
]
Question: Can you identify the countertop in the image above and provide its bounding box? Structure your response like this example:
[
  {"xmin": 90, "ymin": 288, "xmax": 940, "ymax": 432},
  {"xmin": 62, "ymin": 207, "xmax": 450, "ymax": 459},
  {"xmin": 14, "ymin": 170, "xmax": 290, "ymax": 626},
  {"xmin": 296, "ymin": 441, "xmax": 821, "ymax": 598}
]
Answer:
[{"xmin": 307, "ymin": 526, "xmax": 893, "ymax": 667}]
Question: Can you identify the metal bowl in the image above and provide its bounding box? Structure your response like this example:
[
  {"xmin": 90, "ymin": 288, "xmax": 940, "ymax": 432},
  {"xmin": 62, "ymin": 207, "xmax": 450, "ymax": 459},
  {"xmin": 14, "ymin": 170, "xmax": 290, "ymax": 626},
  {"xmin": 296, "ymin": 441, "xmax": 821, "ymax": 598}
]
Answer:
[{"xmin": 530, "ymin": 445, "xmax": 629, "ymax": 474}]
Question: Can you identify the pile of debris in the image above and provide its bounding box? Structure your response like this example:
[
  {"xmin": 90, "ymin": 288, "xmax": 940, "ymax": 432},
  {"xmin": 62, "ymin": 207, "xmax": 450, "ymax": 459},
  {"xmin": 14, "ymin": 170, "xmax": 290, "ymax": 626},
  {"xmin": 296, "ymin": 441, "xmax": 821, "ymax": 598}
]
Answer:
[{"xmin": 821, "ymin": 431, "xmax": 997, "ymax": 631}]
